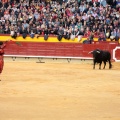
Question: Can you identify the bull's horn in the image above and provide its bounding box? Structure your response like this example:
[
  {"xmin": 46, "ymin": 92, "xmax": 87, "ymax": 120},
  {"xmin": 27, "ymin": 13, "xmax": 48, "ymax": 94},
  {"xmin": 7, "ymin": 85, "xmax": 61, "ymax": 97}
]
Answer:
[
  {"xmin": 88, "ymin": 51, "xmax": 93, "ymax": 54},
  {"xmin": 96, "ymin": 51, "xmax": 100, "ymax": 53}
]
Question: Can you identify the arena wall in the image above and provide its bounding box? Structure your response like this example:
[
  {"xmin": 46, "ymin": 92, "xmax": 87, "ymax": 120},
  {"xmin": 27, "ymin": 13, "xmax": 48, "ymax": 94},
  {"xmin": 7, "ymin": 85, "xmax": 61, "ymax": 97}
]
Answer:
[
  {"xmin": 0, "ymin": 35, "xmax": 120, "ymax": 62},
  {"xmin": 3, "ymin": 41, "xmax": 120, "ymax": 61}
]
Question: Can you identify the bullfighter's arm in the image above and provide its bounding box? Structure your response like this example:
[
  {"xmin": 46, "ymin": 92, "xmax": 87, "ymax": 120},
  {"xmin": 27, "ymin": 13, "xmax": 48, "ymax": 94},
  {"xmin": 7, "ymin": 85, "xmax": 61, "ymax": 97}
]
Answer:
[{"xmin": 0, "ymin": 40, "xmax": 10, "ymax": 49}]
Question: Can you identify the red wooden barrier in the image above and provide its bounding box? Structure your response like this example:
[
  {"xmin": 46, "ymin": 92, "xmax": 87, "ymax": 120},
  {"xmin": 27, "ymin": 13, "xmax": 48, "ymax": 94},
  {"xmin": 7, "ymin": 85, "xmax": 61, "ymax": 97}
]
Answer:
[{"xmin": 4, "ymin": 41, "xmax": 119, "ymax": 60}]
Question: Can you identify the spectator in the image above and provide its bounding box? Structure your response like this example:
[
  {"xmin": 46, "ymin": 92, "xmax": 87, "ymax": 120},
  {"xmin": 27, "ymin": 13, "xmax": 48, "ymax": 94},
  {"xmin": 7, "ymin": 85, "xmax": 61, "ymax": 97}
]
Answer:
[
  {"xmin": 4, "ymin": 25, "xmax": 10, "ymax": 34},
  {"xmin": 84, "ymin": 26, "xmax": 91, "ymax": 37},
  {"xmin": 78, "ymin": 28, "xmax": 84, "ymax": 42},
  {"xmin": 0, "ymin": 25, "xmax": 4, "ymax": 33},
  {"xmin": 98, "ymin": 32, "xmax": 106, "ymax": 41},
  {"xmin": 43, "ymin": 26, "xmax": 49, "ymax": 40},
  {"xmin": 105, "ymin": 29, "xmax": 111, "ymax": 39},
  {"xmin": 4, "ymin": 11, "xmax": 10, "ymax": 20},
  {"xmin": 35, "ymin": 25, "xmax": 42, "ymax": 38},
  {"xmin": 110, "ymin": 28, "xmax": 120, "ymax": 41},
  {"xmin": 22, "ymin": 20, "xmax": 29, "ymax": 29},
  {"xmin": 0, "ymin": 0, "xmax": 119, "ymax": 43},
  {"xmin": 83, "ymin": 36, "xmax": 92, "ymax": 44},
  {"xmin": 63, "ymin": 27, "xmax": 68, "ymax": 39},
  {"xmin": 57, "ymin": 26, "xmax": 64, "ymax": 41},
  {"xmin": 30, "ymin": 29, "xmax": 35, "ymax": 38},
  {"xmin": 65, "ymin": 26, "xmax": 71, "ymax": 40}
]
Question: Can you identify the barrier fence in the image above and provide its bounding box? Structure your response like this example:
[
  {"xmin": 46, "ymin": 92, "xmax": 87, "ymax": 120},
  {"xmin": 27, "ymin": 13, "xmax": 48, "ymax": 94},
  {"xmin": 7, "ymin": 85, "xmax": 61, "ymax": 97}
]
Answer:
[{"xmin": 3, "ymin": 41, "xmax": 120, "ymax": 62}]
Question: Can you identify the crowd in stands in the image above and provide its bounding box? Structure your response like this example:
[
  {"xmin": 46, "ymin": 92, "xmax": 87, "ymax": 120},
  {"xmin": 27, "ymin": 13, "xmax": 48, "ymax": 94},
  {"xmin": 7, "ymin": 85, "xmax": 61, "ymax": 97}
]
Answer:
[{"xmin": 0, "ymin": 0, "xmax": 120, "ymax": 43}]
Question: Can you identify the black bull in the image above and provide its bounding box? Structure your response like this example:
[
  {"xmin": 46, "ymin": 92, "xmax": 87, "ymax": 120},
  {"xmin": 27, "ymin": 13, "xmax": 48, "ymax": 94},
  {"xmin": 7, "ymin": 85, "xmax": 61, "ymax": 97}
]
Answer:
[{"xmin": 89, "ymin": 49, "xmax": 112, "ymax": 69}]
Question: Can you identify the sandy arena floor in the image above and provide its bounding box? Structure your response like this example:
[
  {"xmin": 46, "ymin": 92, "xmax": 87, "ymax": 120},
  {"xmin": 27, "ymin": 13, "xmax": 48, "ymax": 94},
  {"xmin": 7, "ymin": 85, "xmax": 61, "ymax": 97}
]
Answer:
[{"xmin": 0, "ymin": 60, "xmax": 120, "ymax": 120}]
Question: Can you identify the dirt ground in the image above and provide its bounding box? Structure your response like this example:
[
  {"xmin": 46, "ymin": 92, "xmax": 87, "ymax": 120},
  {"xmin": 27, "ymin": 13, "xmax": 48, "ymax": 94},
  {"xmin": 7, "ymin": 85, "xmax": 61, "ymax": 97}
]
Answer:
[{"xmin": 0, "ymin": 59, "xmax": 120, "ymax": 120}]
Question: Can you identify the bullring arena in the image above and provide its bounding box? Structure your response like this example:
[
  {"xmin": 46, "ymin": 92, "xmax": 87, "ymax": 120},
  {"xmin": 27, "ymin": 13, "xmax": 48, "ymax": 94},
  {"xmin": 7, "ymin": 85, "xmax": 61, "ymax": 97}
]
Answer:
[
  {"xmin": 0, "ymin": 0, "xmax": 120, "ymax": 119},
  {"xmin": 0, "ymin": 57, "xmax": 120, "ymax": 120},
  {"xmin": 0, "ymin": 34, "xmax": 120, "ymax": 120}
]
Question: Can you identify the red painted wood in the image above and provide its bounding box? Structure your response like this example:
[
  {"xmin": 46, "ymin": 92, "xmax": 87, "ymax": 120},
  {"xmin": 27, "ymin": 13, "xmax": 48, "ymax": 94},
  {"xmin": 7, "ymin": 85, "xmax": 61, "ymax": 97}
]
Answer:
[
  {"xmin": 4, "ymin": 42, "xmax": 119, "ymax": 60},
  {"xmin": 115, "ymin": 49, "xmax": 120, "ymax": 60}
]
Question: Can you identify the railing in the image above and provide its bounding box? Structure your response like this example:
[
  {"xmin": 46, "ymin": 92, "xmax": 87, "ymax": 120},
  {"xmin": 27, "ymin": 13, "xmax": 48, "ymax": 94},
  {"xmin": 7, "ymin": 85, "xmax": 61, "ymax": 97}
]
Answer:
[{"xmin": 1, "ymin": 34, "xmax": 119, "ymax": 43}]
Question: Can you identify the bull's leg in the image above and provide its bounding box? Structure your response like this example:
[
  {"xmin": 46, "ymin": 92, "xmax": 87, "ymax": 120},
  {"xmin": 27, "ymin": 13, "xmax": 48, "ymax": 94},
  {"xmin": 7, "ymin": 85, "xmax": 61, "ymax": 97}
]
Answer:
[
  {"xmin": 108, "ymin": 60, "xmax": 112, "ymax": 69},
  {"xmin": 99, "ymin": 62, "xmax": 102, "ymax": 69},
  {"xmin": 103, "ymin": 61, "xmax": 106, "ymax": 69},
  {"xmin": 93, "ymin": 60, "xmax": 96, "ymax": 69}
]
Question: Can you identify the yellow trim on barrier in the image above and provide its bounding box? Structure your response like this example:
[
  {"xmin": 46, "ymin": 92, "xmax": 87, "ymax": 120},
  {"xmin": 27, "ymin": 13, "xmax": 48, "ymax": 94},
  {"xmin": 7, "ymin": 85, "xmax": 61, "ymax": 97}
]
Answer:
[
  {"xmin": 0, "ymin": 35, "xmax": 119, "ymax": 43},
  {"xmin": 0, "ymin": 35, "xmax": 97, "ymax": 43}
]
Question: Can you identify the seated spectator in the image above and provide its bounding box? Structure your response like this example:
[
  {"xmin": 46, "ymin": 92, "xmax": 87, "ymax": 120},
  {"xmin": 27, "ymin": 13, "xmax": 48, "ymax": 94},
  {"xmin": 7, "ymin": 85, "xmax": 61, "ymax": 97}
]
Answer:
[
  {"xmin": 10, "ymin": 26, "xmax": 17, "ymax": 39},
  {"xmin": 30, "ymin": 30, "xmax": 35, "ymax": 39},
  {"xmin": 73, "ymin": 26, "xmax": 84, "ymax": 42},
  {"xmin": 70, "ymin": 27, "xmax": 76, "ymax": 41},
  {"xmin": 0, "ymin": 0, "xmax": 119, "ymax": 43},
  {"xmin": 76, "ymin": 20, "xmax": 83, "ymax": 30},
  {"xmin": 74, "ymin": 26, "xmax": 80, "ymax": 41},
  {"xmin": 63, "ymin": 27, "xmax": 68, "ymax": 39},
  {"xmin": 57, "ymin": 26, "xmax": 64, "ymax": 41},
  {"xmin": 83, "ymin": 36, "xmax": 92, "ymax": 44},
  {"xmin": 52, "ymin": 25, "xmax": 59, "ymax": 35},
  {"xmin": 65, "ymin": 7, "xmax": 73, "ymax": 18},
  {"xmin": 103, "ymin": 24, "xmax": 108, "ymax": 36},
  {"xmin": 116, "ymin": 0, "xmax": 120, "ymax": 9},
  {"xmin": 4, "ymin": 11, "xmax": 10, "ymax": 20},
  {"xmin": 110, "ymin": 28, "xmax": 120, "ymax": 41},
  {"xmin": 0, "ymin": 17, "xmax": 5, "ymax": 23},
  {"xmin": 89, "ymin": 30, "xmax": 94, "ymax": 41},
  {"xmin": 22, "ymin": 27, "xmax": 28, "ymax": 39},
  {"xmin": 14, "ymin": 25, "xmax": 20, "ymax": 37},
  {"xmin": 4, "ymin": 25, "xmax": 10, "ymax": 34},
  {"xmin": 35, "ymin": 26, "xmax": 42, "ymax": 38},
  {"xmin": 22, "ymin": 20, "xmax": 29, "ymax": 29},
  {"xmin": 66, "ymin": 27, "xmax": 71, "ymax": 40},
  {"xmin": 0, "ymin": 25, "xmax": 4, "ymax": 34},
  {"xmin": 105, "ymin": 29, "xmax": 111, "ymax": 39},
  {"xmin": 77, "ymin": 29, "xmax": 84, "ymax": 42},
  {"xmin": 98, "ymin": 34, "xmax": 106, "ymax": 41},
  {"xmin": 43, "ymin": 26, "xmax": 49, "ymax": 41},
  {"xmin": 84, "ymin": 27, "xmax": 91, "ymax": 37}
]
